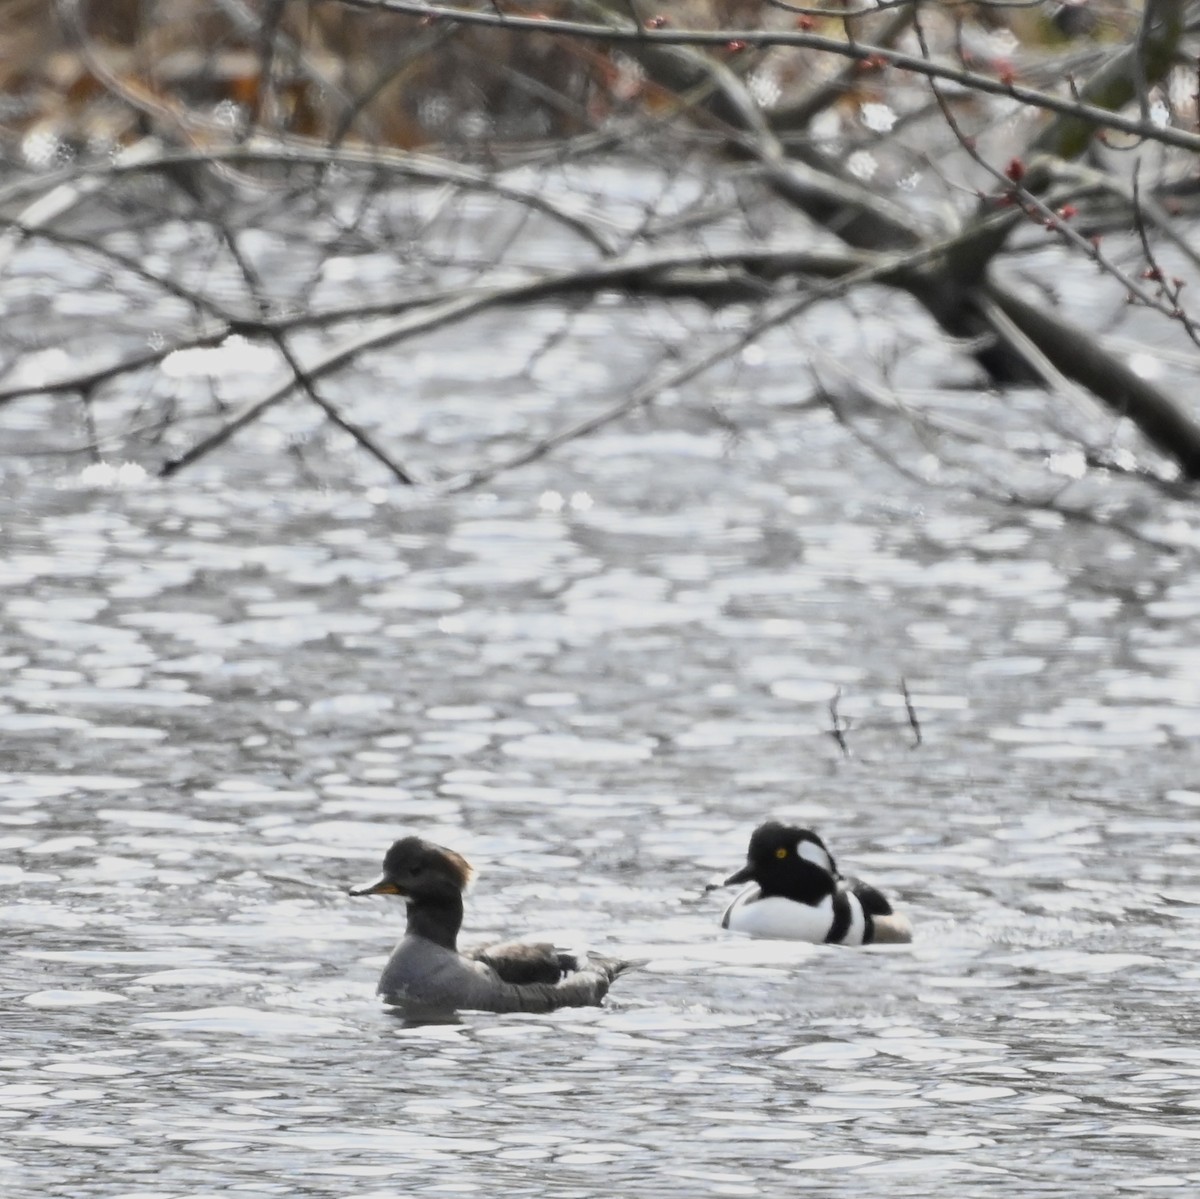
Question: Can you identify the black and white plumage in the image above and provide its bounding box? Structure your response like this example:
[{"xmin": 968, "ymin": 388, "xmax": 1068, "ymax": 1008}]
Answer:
[
  {"xmin": 350, "ymin": 835, "xmax": 633, "ymax": 1015},
  {"xmin": 715, "ymin": 821, "xmax": 912, "ymax": 945}
]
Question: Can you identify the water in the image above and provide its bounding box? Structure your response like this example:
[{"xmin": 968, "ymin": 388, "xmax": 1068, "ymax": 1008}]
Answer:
[
  {"xmin": 4, "ymin": 215, "xmax": 1200, "ymax": 1196},
  {"xmin": 4, "ymin": 457, "xmax": 1199, "ymax": 1197}
]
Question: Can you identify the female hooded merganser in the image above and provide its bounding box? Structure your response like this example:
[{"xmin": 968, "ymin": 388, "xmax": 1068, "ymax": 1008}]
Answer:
[
  {"xmin": 350, "ymin": 835, "xmax": 633, "ymax": 1015},
  {"xmin": 714, "ymin": 821, "xmax": 912, "ymax": 945}
]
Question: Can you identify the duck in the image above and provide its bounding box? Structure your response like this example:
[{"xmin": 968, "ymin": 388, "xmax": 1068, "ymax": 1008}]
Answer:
[
  {"xmin": 349, "ymin": 834, "xmax": 633, "ymax": 1015},
  {"xmin": 713, "ymin": 821, "xmax": 912, "ymax": 945}
]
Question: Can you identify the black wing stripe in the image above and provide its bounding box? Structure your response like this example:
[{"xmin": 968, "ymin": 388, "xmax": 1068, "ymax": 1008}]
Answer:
[{"xmin": 826, "ymin": 891, "xmax": 851, "ymax": 944}]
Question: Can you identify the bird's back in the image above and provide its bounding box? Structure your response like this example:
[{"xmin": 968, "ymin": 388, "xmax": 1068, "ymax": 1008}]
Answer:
[{"xmin": 379, "ymin": 934, "xmax": 631, "ymax": 1015}]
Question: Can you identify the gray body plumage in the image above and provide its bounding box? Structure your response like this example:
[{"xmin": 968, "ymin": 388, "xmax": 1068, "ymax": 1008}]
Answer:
[
  {"xmin": 351, "ymin": 835, "xmax": 632, "ymax": 1017},
  {"xmin": 377, "ymin": 935, "xmax": 627, "ymax": 1015}
]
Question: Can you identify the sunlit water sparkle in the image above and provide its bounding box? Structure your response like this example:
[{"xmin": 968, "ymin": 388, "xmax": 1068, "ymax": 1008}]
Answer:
[{"xmin": 4, "ymin": 225, "xmax": 1200, "ymax": 1199}]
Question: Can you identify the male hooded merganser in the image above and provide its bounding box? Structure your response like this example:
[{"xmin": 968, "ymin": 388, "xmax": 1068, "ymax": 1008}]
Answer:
[
  {"xmin": 350, "ymin": 835, "xmax": 633, "ymax": 1015},
  {"xmin": 714, "ymin": 821, "xmax": 912, "ymax": 945}
]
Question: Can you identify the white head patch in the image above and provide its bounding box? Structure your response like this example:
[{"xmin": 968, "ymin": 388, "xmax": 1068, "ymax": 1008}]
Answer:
[{"xmin": 796, "ymin": 837, "xmax": 834, "ymax": 873}]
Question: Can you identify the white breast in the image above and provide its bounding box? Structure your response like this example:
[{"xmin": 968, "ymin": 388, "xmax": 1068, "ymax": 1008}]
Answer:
[
  {"xmin": 722, "ymin": 887, "xmax": 869, "ymax": 945},
  {"xmin": 723, "ymin": 888, "xmax": 835, "ymax": 942},
  {"xmin": 841, "ymin": 893, "xmax": 867, "ymax": 946}
]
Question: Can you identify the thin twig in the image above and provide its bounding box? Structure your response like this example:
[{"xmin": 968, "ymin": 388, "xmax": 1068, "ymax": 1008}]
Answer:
[
  {"xmin": 900, "ymin": 677, "xmax": 922, "ymax": 748},
  {"xmin": 827, "ymin": 687, "xmax": 850, "ymax": 759},
  {"xmin": 181, "ymin": 220, "xmax": 419, "ymax": 484},
  {"xmin": 326, "ymin": 0, "xmax": 1200, "ymax": 156}
]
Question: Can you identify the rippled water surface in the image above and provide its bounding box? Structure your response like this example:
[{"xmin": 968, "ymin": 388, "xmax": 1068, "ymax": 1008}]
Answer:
[{"xmin": 5, "ymin": 256, "xmax": 1200, "ymax": 1195}]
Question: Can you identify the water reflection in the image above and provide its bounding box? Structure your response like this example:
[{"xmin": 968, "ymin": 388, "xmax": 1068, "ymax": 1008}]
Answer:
[{"xmin": 4, "ymin": 377, "xmax": 1200, "ymax": 1194}]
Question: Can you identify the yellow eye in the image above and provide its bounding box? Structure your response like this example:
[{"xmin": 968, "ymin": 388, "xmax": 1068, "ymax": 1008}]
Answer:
[{"xmin": 775, "ymin": 847, "xmax": 788, "ymax": 859}]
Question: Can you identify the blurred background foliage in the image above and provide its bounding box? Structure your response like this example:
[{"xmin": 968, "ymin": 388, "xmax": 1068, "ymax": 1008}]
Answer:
[{"xmin": 0, "ymin": 0, "xmax": 1136, "ymax": 163}]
